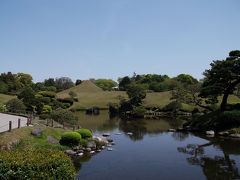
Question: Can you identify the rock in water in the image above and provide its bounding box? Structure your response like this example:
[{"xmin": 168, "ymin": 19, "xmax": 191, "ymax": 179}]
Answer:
[
  {"xmin": 107, "ymin": 148, "xmax": 113, "ymax": 151},
  {"xmin": 230, "ymin": 134, "xmax": 240, "ymax": 138},
  {"xmin": 206, "ymin": 130, "xmax": 215, "ymax": 136},
  {"xmin": 77, "ymin": 153, "xmax": 84, "ymax": 156},
  {"xmin": 127, "ymin": 132, "xmax": 133, "ymax": 135},
  {"xmin": 168, "ymin": 129, "xmax": 176, "ymax": 132},
  {"xmin": 102, "ymin": 133, "xmax": 110, "ymax": 137}
]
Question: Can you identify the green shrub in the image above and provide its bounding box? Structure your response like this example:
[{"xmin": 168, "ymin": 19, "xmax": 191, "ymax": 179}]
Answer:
[
  {"xmin": 162, "ymin": 101, "xmax": 182, "ymax": 112},
  {"xmin": 57, "ymin": 98, "xmax": 74, "ymax": 105},
  {"xmin": 132, "ymin": 106, "xmax": 146, "ymax": 118},
  {"xmin": 63, "ymin": 103, "xmax": 71, "ymax": 109},
  {"xmin": 220, "ymin": 110, "xmax": 240, "ymax": 128},
  {"xmin": 59, "ymin": 132, "xmax": 81, "ymax": 147},
  {"xmin": 50, "ymin": 109, "xmax": 78, "ymax": 125},
  {"xmin": 80, "ymin": 139, "xmax": 88, "ymax": 147},
  {"xmin": 0, "ymin": 150, "xmax": 75, "ymax": 180},
  {"xmin": 0, "ymin": 103, "xmax": 7, "ymax": 112},
  {"xmin": 38, "ymin": 91, "xmax": 56, "ymax": 98},
  {"xmin": 6, "ymin": 98, "xmax": 26, "ymax": 113},
  {"xmin": 42, "ymin": 105, "xmax": 52, "ymax": 114},
  {"xmin": 76, "ymin": 128, "xmax": 92, "ymax": 139}
]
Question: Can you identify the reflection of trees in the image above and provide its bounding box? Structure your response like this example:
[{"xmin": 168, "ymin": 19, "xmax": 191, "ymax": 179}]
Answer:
[
  {"xmin": 178, "ymin": 139, "xmax": 240, "ymax": 180},
  {"xmin": 98, "ymin": 117, "xmax": 120, "ymax": 132},
  {"xmin": 172, "ymin": 132, "xmax": 189, "ymax": 141},
  {"xmin": 72, "ymin": 154, "xmax": 92, "ymax": 171},
  {"xmin": 119, "ymin": 120, "xmax": 147, "ymax": 141}
]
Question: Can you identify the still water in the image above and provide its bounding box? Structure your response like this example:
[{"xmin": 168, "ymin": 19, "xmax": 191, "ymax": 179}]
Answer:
[{"xmin": 75, "ymin": 111, "xmax": 240, "ymax": 180}]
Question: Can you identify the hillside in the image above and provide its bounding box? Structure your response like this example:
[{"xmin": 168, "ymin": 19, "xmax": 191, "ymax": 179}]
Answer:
[
  {"xmin": 57, "ymin": 80, "xmax": 240, "ymax": 110},
  {"xmin": 57, "ymin": 80, "xmax": 172, "ymax": 109},
  {"xmin": 0, "ymin": 94, "xmax": 15, "ymax": 104}
]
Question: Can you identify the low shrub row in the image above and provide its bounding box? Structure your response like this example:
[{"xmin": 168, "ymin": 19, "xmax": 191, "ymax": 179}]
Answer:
[{"xmin": 0, "ymin": 150, "xmax": 75, "ymax": 180}]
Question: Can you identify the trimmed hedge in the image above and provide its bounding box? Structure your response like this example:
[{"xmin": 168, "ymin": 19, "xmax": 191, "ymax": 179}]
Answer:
[
  {"xmin": 76, "ymin": 128, "xmax": 93, "ymax": 139},
  {"xmin": 57, "ymin": 98, "xmax": 74, "ymax": 106},
  {"xmin": 59, "ymin": 132, "xmax": 81, "ymax": 147},
  {"xmin": 0, "ymin": 150, "xmax": 75, "ymax": 180},
  {"xmin": 38, "ymin": 91, "xmax": 56, "ymax": 98}
]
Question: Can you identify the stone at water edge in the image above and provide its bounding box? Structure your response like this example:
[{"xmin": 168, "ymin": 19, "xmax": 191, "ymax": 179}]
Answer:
[
  {"xmin": 107, "ymin": 138, "xmax": 114, "ymax": 143},
  {"xmin": 206, "ymin": 130, "xmax": 215, "ymax": 136},
  {"xmin": 168, "ymin": 129, "xmax": 176, "ymax": 132},
  {"xmin": 127, "ymin": 132, "xmax": 133, "ymax": 135},
  {"xmin": 107, "ymin": 148, "xmax": 113, "ymax": 151},
  {"xmin": 90, "ymin": 151, "xmax": 95, "ymax": 154},
  {"xmin": 102, "ymin": 133, "xmax": 111, "ymax": 137},
  {"xmin": 229, "ymin": 134, "xmax": 240, "ymax": 138},
  {"xmin": 77, "ymin": 153, "xmax": 84, "ymax": 156},
  {"xmin": 86, "ymin": 148, "xmax": 92, "ymax": 152},
  {"xmin": 65, "ymin": 150, "xmax": 76, "ymax": 156},
  {"xmin": 87, "ymin": 141, "xmax": 97, "ymax": 149},
  {"xmin": 97, "ymin": 149, "xmax": 101, "ymax": 152},
  {"xmin": 93, "ymin": 136, "xmax": 108, "ymax": 144},
  {"xmin": 218, "ymin": 132, "xmax": 229, "ymax": 136}
]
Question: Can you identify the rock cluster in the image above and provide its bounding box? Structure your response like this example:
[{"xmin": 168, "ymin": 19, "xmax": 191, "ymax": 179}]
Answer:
[{"xmin": 65, "ymin": 134, "xmax": 116, "ymax": 157}]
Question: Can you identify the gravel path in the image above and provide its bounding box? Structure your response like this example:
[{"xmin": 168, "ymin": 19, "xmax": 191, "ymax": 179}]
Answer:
[{"xmin": 0, "ymin": 113, "xmax": 28, "ymax": 133}]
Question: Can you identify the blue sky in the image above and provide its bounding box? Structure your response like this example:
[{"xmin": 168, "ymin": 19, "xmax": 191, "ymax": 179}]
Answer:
[{"xmin": 0, "ymin": 0, "xmax": 239, "ymax": 82}]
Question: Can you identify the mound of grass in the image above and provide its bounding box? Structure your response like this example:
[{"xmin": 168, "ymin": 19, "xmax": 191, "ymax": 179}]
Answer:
[{"xmin": 0, "ymin": 94, "xmax": 15, "ymax": 104}]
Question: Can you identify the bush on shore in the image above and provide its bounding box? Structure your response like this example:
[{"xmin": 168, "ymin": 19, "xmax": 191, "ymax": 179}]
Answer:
[
  {"xmin": 76, "ymin": 128, "xmax": 93, "ymax": 139},
  {"xmin": 59, "ymin": 132, "xmax": 81, "ymax": 147}
]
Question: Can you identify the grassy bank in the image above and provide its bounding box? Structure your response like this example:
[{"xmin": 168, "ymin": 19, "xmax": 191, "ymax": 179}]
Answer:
[
  {"xmin": 57, "ymin": 80, "xmax": 173, "ymax": 109},
  {"xmin": 57, "ymin": 80, "xmax": 240, "ymax": 112},
  {"xmin": 0, "ymin": 93, "xmax": 15, "ymax": 104}
]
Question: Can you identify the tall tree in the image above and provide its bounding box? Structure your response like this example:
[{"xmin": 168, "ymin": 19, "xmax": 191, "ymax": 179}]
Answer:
[
  {"xmin": 200, "ymin": 50, "xmax": 240, "ymax": 111},
  {"xmin": 126, "ymin": 83, "xmax": 146, "ymax": 106}
]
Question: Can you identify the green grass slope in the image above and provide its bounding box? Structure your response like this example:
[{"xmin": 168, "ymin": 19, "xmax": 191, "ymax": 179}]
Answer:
[
  {"xmin": 0, "ymin": 94, "xmax": 15, "ymax": 104},
  {"xmin": 57, "ymin": 81, "xmax": 240, "ymax": 110},
  {"xmin": 57, "ymin": 80, "xmax": 172, "ymax": 109}
]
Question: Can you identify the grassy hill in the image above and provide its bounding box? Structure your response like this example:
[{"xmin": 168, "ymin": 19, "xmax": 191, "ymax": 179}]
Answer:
[
  {"xmin": 0, "ymin": 94, "xmax": 15, "ymax": 104},
  {"xmin": 57, "ymin": 80, "xmax": 240, "ymax": 110},
  {"xmin": 57, "ymin": 80, "xmax": 172, "ymax": 109}
]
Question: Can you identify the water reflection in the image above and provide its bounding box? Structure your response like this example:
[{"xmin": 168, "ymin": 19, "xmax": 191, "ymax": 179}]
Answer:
[
  {"xmin": 119, "ymin": 120, "xmax": 147, "ymax": 141},
  {"xmin": 171, "ymin": 131, "xmax": 189, "ymax": 141},
  {"xmin": 178, "ymin": 135, "xmax": 240, "ymax": 180},
  {"xmin": 75, "ymin": 111, "xmax": 185, "ymax": 140}
]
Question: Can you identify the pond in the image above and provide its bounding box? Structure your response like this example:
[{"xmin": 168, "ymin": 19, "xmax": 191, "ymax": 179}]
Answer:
[{"xmin": 75, "ymin": 111, "xmax": 240, "ymax": 180}]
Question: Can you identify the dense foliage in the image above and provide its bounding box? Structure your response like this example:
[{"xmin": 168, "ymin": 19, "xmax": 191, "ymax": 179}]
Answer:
[
  {"xmin": 76, "ymin": 128, "xmax": 93, "ymax": 139},
  {"xmin": 6, "ymin": 98, "xmax": 26, "ymax": 113},
  {"xmin": 0, "ymin": 72, "xmax": 33, "ymax": 95},
  {"xmin": 50, "ymin": 109, "xmax": 78, "ymax": 124},
  {"xmin": 0, "ymin": 150, "xmax": 76, "ymax": 180},
  {"xmin": 93, "ymin": 79, "xmax": 118, "ymax": 91},
  {"xmin": 200, "ymin": 50, "xmax": 240, "ymax": 111},
  {"xmin": 118, "ymin": 73, "xmax": 197, "ymax": 92},
  {"xmin": 59, "ymin": 131, "xmax": 82, "ymax": 147}
]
